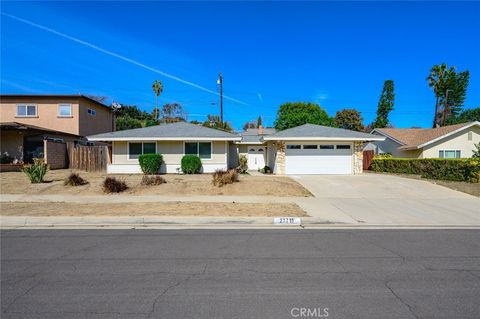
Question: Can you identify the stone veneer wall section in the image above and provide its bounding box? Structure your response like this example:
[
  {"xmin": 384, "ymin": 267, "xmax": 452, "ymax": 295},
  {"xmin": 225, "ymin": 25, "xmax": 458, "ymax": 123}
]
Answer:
[
  {"xmin": 353, "ymin": 142, "xmax": 364, "ymax": 174},
  {"xmin": 275, "ymin": 141, "xmax": 285, "ymax": 175}
]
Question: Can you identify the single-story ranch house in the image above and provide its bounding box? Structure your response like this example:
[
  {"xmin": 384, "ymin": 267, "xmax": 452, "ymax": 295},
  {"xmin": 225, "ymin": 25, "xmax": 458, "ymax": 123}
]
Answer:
[
  {"xmin": 367, "ymin": 121, "xmax": 480, "ymax": 158},
  {"xmin": 87, "ymin": 122, "xmax": 384, "ymax": 175}
]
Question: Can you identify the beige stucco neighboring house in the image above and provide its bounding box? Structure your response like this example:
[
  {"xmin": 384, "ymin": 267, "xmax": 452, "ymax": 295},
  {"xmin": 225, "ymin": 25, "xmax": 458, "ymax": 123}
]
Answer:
[
  {"xmin": 369, "ymin": 121, "xmax": 480, "ymax": 158},
  {"xmin": 0, "ymin": 94, "xmax": 114, "ymax": 163}
]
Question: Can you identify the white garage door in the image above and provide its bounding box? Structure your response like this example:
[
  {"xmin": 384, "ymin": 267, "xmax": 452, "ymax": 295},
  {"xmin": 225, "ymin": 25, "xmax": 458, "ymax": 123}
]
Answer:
[{"xmin": 285, "ymin": 143, "xmax": 353, "ymax": 175}]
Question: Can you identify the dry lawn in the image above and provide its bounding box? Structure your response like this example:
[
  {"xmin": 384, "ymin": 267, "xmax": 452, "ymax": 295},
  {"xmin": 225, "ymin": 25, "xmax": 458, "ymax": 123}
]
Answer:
[
  {"xmin": 0, "ymin": 170, "xmax": 312, "ymax": 197},
  {"xmin": 0, "ymin": 202, "xmax": 307, "ymax": 217}
]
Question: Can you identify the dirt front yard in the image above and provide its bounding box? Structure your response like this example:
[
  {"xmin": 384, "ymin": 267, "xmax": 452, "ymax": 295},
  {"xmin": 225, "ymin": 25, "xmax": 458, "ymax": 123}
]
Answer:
[
  {"xmin": 1, "ymin": 202, "xmax": 307, "ymax": 217},
  {"xmin": 0, "ymin": 170, "xmax": 312, "ymax": 197}
]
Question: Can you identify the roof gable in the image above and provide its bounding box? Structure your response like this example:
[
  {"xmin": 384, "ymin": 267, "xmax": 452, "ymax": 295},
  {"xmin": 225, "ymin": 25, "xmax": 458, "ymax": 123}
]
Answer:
[
  {"xmin": 374, "ymin": 121, "xmax": 479, "ymax": 149},
  {"xmin": 88, "ymin": 121, "xmax": 241, "ymax": 141}
]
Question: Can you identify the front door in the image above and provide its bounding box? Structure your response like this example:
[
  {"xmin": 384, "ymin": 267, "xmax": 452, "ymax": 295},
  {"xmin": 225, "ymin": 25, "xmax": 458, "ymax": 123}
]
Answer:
[{"xmin": 247, "ymin": 146, "xmax": 266, "ymax": 170}]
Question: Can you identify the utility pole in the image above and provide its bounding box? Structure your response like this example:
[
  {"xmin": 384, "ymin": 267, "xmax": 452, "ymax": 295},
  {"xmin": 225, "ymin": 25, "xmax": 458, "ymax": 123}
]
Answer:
[{"xmin": 217, "ymin": 73, "xmax": 223, "ymax": 124}]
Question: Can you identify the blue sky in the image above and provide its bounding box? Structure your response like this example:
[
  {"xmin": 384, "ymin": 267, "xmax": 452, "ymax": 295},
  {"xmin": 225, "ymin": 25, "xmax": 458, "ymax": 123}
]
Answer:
[{"xmin": 1, "ymin": 1, "xmax": 479, "ymax": 130}]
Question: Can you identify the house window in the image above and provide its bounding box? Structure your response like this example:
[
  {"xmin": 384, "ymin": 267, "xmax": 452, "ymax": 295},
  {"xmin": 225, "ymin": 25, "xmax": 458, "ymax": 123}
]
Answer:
[
  {"xmin": 336, "ymin": 145, "xmax": 351, "ymax": 150},
  {"xmin": 303, "ymin": 145, "xmax": 318, "ymax": 149},
  {"xmin": 320, "ymin": 145, "xmax": 334, "ymax": 150},
  {"xmin": 439, "ymin": 150, "xmax": 461, "ymax": 159},
  {"xmin": 128, "ymin": 142, "xmax": 156, "ymax": 160},
  {"xmin": 185, "ymin": 142, "xmax": 212, "ymax": 159},
  {"xmin": 468, "ymin": 132, "xmax": 473, "ymax": 141},
  {"xmin": 58, "ymin": 104, "xmax": 72, "ymax": 117},
  {"xmin": 87, "ymin": 108, "xmax": 96, "ymax": 116},
  {"xmin": 286, "ymin": 145, "xmax": 301, "ymax": 150},
  {"xmin": 16, "ymin": 105, "xmax": 37, "ymax": 117}
]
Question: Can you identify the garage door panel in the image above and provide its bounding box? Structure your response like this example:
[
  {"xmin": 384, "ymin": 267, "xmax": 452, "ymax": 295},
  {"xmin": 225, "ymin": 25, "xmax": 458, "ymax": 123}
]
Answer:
[
  {"xmin": 286, "ymin": 155, "xmax": 352, "ymax": 174},
  {"xmin": 285, "ymin": 143, "xmax": 353, "ymax": 175}
]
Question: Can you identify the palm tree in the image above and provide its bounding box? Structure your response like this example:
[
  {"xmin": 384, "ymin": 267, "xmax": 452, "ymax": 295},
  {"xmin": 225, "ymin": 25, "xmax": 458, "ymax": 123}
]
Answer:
[
  {"xmin": 152, "ymin": 80, "xmax": 164, "ymax": 121},
  {"xmin": 427, "ymin": 64, "xmax": 448, "ymax": 127}
]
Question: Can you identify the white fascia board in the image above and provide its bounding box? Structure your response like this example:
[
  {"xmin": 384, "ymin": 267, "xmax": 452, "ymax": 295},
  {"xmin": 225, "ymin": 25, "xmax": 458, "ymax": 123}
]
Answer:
[
  {"xmin": 262, "ymin": 136, "xmax": 385, "ymax": 141},
  {"xmin": 88, "ymin": 137, "xmax": 242, "ymax": 142},
  {"xmin": 416, "ymin": 121, "xmax": 480, "ymax": 149},
  {"xmin": 235, "ymin": 141, "xmax": 264, "ymax": 145},
  {"xmin": 370, "ymin": 130, "xmax": 405, "ymax": 145}
]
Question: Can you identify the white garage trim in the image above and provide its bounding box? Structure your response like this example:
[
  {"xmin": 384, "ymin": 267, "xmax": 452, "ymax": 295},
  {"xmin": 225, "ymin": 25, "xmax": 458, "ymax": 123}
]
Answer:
[{"xmin": 285, "ymin": 142, "xmax": 353, "ymax": 175}]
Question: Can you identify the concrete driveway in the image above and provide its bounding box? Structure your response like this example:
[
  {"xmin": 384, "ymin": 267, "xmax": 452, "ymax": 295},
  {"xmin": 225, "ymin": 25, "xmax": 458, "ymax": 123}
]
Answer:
[{"xmin": 293, "ymin": 173, "xmax": 480, "ymax": 226}]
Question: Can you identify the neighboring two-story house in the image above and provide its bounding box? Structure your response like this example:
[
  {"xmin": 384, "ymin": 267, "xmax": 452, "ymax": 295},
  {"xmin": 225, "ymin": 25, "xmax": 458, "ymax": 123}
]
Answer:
[{"xmin": 0, "ymin": 94, "xmax": 114, "ymax": 163}]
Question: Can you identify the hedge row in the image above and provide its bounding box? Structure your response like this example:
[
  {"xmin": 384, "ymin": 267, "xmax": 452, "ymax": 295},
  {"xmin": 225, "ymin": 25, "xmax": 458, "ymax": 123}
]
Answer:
[{"xmin": 370, "ymin": 158, "xmax": 480, "ymax": 183}]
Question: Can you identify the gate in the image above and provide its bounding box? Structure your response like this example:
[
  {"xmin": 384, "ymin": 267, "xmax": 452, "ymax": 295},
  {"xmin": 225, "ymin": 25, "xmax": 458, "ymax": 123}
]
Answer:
[{"xmin": 363, "ymin": 150, "xmax": 374, "ymax": 170}]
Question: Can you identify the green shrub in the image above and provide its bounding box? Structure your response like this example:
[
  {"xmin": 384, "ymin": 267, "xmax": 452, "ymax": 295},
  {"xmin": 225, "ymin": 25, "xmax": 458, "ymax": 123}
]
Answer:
[
  {"xmin": 374, "ymin": 153, "xmax": 393, "ymax": 158},
  {"xmin": 181, "ymin": 155, "xmax": 202, "ymax": 174},
  {"xmin": 212, "ymin": 169, "xmax": 239, "ymax": 187},
  {"xmin": 138, "ymin": 153, "xmax": 163, "ymax": 175},
  {"xmin": 21, "ymin": 158, "xmax": 49, "ymax": 183},
  {"xmin": 141, "ymin": 175, "xmax": 166, "ymax": 186},
  {"xmin": 258, "ymin": 166, "xmax": 272, "ymax": 174},
  {"xmin": 103, "ymin": 177, "xmax": 128, "ymax": 193},
  {"xmin": 238, "ymin": 154, "xmax": 248, "ymax": 174},
  {"xmin": 370, "ymin": 158, "xmax": 480, "ymax": 183},
  {"xmin": 64, "ymin": 173, "xmax": 88, "ymax": 186}
]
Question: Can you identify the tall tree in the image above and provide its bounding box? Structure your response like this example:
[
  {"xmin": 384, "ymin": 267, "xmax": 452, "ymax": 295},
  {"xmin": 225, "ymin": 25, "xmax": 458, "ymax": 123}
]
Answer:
[
  {"xmin": 203, "ymin": 114, "xmax": 233, "ymax": 132},
  {"xmin": 243, "ymin": 121, "xmax": 257, "ymax": 131},
  {"xmin": 427, "ymin": 64, "xmax": 470, "ymax": 127},
  {"xmin": 445, "ymin": 107, "xmax": 480, "ymax": 125},
  {"xmin": 152, "ymin": 80, "xmax": 164, "ymax": 121},
  {"xmin": 372, "ymin": 80, "xmax": 395, "ymax": 129},
  {"xmin": 442, "ymin": 68, "xmax": 470, "ymax": 124},
  {"xmin": 274, "ymin": 102, "xmax": 333, "ymax": 131},
  {"xmin": 427, "ymin": 63, "xmax": 448, "ymax": 127},
  {"xmin": 334, "ymin": 109, "xmax": 364, "ymax": 131},
  {"xmin": 161, "ymin": 103, "xmax": 186, "ymax": 123},
  {"xmin": 257, "ymin": 115, "xmax": 263, "ymax": 127},
  {"xmin": 115, "ymin": 105, "xmax": 156, "ymax": 131}
]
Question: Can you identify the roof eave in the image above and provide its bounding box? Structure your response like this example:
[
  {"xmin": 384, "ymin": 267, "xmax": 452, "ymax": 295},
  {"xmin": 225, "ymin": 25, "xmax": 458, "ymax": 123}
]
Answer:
[
  {"xmin": 236, "ymin": 141, "xmax": 264, "ymax": 145},
  {"xmin": 262, "ymin": 136, "xmax": 385, "ymax": 141},
  {"xmin": 415, "ymin": 121, "xmax": 480, "ymax": 149},
  {"xmin": 87, "ymin": 136, "xmax": 241, "ymax": 142}
]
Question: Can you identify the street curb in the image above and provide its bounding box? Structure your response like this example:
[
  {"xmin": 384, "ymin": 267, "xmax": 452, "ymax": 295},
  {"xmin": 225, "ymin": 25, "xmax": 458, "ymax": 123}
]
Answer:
[{"xmin": 1, "ymin": 216, "xmax": 479, "ymax": 230}]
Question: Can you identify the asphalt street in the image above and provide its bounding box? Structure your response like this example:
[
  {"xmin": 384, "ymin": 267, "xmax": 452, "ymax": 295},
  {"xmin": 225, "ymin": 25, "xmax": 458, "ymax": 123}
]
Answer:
[{"xmin": 1, "ymin": 229, "xmax": 480, "ymax": 318}]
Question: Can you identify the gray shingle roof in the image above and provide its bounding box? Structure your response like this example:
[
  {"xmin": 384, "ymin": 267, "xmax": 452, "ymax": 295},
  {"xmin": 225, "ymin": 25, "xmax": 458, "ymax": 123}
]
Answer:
[
  {"xmin": 239, "ymin": 127, "xmax": 276, "ymax": 143},
  {"xmin": 263, "ymin": 124, "xmax": 384, "ymax": 141},
  {"xmin": 88, "ymin": 122, "xmax": 241, "ymax": 141}
]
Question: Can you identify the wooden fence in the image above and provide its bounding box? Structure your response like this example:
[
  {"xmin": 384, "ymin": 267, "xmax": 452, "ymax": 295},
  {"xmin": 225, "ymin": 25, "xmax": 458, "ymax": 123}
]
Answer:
[
  {"xmin": 363, "ymin": 150, "xmax": 374, "ymax": 170},
  {"xmin": 67, "ymin": 143, "xmax": 111, "ymax": 172}
]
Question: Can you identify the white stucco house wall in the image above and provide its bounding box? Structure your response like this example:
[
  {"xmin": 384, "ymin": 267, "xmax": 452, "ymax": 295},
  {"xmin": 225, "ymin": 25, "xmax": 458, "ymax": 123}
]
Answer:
[{"xmin": 88, "ymin": 122, "xmax": 241, "ymax": 174}]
